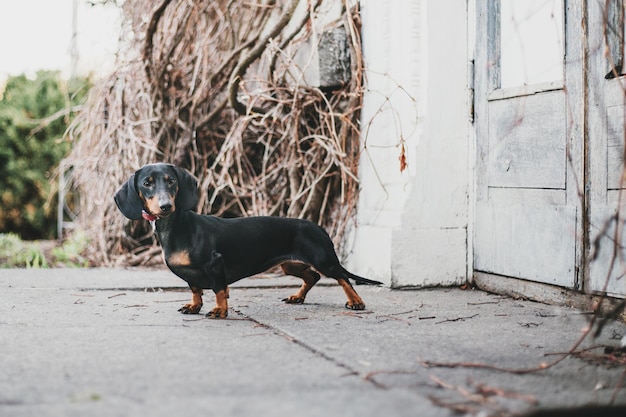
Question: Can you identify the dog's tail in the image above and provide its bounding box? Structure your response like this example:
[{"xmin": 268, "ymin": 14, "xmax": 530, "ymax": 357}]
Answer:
[{"xmin": 342, "ymin": 268, "xmax": 383, "ymax": 286}]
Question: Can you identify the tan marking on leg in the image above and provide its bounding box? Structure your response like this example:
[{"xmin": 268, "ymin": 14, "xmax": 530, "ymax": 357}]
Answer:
[
  {"xmin": 337, "ymin": 279, "xmax": 366, "ymax": 310},
  {"xmin": 206, "ymin": 288, "xmax": 229, "ymax": 319},
  {"xmin": 168, "ymin": 250, "xmax": 191, "ymax": 266},
  {"xmin": 179, "ymin": 286, "xmax": 203, "ymax": 314},
  {"xmin": 281, "ymin": 262, "xmax": 320, "ymax": 304}
]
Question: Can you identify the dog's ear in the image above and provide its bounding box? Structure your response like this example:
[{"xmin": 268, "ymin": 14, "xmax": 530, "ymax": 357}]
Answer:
[
  {"xmin": 172, "ymin": 166, "xmax": 199, "ymax": 212},
  {"xmin": 114, "ymin": 173, "xmax": 144, "ymax": 220}
]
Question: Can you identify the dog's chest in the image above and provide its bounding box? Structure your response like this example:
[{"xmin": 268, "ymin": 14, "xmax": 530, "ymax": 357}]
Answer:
[
  {"xmin": 162, "ymin": 247, "xmax": 209, "ymax": 286},
  {"xmin": 154, "ymin": 225, "xmax": 192, "ymax": 266},
  {"xmin": 166, "ymin": 250, "xmax": 192, "ymax": 267}
]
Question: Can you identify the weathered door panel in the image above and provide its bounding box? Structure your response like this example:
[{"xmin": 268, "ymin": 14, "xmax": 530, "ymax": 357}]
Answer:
[
  {"xmin": 487, "ymin": 92, "xmax": 567, "ymax": 189},
  {"xmin": 590, "ymin": 208, "xmax": 626, "ymax": 297},
  {"xmin": 475, "ymin": 203, "xmax": 577, "ymax": 285},
  {"xmin": 606, "ymin": 104, "xmax": 626, "ymax": 190}
]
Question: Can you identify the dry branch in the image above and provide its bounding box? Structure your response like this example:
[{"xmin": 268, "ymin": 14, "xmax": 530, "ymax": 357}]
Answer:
[{"xmin": 228, "ymin": 0, "xmax": 301, "ymax": 115}]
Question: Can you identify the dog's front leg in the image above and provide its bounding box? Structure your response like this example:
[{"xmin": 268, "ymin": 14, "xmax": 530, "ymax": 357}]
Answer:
[
  {"xmin": 203, "ymin": 251, "xmax": 229, "ymax": 319},
  {"xmin": 178, "ymin": 285, "xmax": 203, "ymax": 314},
  {"xmin": 205, "ymin": 287, "xmax": 229, "ymax": 319}
]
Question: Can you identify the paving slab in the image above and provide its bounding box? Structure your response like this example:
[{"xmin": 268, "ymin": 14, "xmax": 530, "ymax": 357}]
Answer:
[{"xmin": 0, "ymin": 268, "xmax": 625, "ymax": 417}]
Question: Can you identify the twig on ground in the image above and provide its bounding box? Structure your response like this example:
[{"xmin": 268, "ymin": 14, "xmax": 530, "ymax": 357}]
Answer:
[{"xmin": 435, "ymin": 314, "xmax": 479, "ymax": 324}]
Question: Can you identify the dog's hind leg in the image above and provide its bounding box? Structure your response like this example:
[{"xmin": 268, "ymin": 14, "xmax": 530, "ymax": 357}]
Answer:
[
  {"xmin": 281, "ymin": 262, "xmax": 321, "ymax": 304},
  {"xmin": 313, "ymin": 261, "xmax": 368, "ymax": 310},
  {"xmin": 336, "ymin": 278, "xmax": 366, "ymax": 310}
]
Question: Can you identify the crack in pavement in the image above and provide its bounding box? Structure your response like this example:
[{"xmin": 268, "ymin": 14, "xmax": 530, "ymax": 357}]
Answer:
[{"xmin": 231, "ymin": 308, "xmax": 387, "ymax": 390}]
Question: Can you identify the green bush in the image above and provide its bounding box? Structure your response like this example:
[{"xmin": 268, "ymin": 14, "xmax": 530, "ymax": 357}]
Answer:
[
  {"xmin": 51, "ymin": 231, "xmax": 90, "ymax": 267},
  {"xmin": 0, "ymin": 71, "xmax": 90, "ymax": 239},
  {"xmin": 0, "ymin": 232, "xmax": 89, "ymax": 268},
  {"xmin": 0, "ymin": 233, "xmax": 48, "ymax": 268}
]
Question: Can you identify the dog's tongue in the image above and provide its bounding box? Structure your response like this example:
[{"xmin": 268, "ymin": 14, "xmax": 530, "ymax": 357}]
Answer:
[{"xmin": 142, "ymin": 210, "xmax": 158, "ymax": 221}]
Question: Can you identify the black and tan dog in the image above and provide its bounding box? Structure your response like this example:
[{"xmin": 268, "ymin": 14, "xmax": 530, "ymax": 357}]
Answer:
[{"xmin": 114, "ymin": 163, "xmax": 381, "ymax": 318}]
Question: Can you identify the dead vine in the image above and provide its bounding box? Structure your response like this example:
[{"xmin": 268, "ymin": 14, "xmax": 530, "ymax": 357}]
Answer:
[{"xmin": 66, "ymin": 0, "xmax": 363, "ymax": 266}]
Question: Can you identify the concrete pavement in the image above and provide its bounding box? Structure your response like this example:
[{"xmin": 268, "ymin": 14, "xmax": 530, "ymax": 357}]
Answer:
[{"xmin": 1, "ymin": 268, "xmax": 625, "ymax": 416}]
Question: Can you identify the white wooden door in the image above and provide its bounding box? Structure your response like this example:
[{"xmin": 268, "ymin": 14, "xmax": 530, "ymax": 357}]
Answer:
[
  {"xmin": 587, "ymin": 1, "xmax": 626, "ymax": 297},
  {"xmin": 474, "ymin": 1, "xmax": 584, "ymax": 288}
]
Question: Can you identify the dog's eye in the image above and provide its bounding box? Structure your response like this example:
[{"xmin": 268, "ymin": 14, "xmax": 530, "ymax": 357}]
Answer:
[
  {"xmin": 142, "ymin": 179, "xmax": 153, "ymax": 187},
  {"xmin": 167, "ymin": 178, "xmax": 176, "ymax": 186}
]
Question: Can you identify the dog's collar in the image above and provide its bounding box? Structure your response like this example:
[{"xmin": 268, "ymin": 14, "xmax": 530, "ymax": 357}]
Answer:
[{"xmin": 142, "ymin": 210, "xmax": 158, "ymax": 222}]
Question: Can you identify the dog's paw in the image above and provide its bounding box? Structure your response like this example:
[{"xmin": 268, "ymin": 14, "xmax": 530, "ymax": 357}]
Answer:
[
  {"xmin": 205, "ymin": 307, "xmax": 228, "ymax": 319},
  {"xmin": 345, "ymin": 301, "xmax": 365, "ymax": 310},
  {"xmin": 178, "ymin": 303, "xmax": 202, "ymax": 314},
  {"xmin": 282, "ymin": 295, "xmax": 305, "ymax": 304}
]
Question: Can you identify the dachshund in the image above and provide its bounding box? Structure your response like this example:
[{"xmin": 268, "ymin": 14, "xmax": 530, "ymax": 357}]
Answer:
[{"xmin": 114, "ymin": 163, "xmax": 381, "ymax": 318}]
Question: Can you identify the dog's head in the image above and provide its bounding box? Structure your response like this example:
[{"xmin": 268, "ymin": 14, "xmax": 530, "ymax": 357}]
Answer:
[{"xmin": 114, "ymin": 163, "xmax": 199, "ymax": 220}]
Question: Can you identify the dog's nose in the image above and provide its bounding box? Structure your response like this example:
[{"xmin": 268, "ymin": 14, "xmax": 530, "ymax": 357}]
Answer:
[{"xmin": 160, "ymin": 203, "xmax": 173, "ymax": 213}]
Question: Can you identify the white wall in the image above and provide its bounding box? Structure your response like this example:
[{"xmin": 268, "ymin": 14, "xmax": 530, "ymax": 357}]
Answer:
[{"xmin": 347, "ymin": 0, "xmax": 471, "ymax": 288}]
